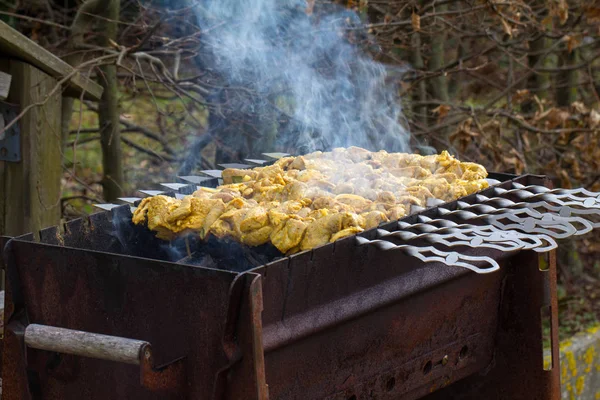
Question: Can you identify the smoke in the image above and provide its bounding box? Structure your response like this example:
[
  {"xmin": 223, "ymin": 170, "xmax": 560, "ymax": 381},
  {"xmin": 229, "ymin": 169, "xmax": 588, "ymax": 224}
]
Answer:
[{"xmin": 189, "ymin": 0, "xmax": 410, "ymax": 160}]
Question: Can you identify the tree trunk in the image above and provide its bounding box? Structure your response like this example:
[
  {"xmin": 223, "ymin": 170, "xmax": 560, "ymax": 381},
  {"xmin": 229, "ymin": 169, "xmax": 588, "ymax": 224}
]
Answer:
[
  {"xmin": 60, "ymin": 0, "xmax": 107, "ymax": 148},
  {"xmin": 98, "ymin": 0, "xmax": 123, "ymax": 201},
  {"xmin": 411, "ymin": 31, "xmax": 427, "ymax": 128},
  {"xmin": 448, "ymin": 39, "xmax": 466, "ymax": 100},
  {"xmin": 427, "ymin": 5, "xmax": 449, "ymax": 105},
  {"xmin": 427, "ymin": 4, "xmax": 449, "ymax": 150},
  {"xmin": 556, "ymin": 48, "xmax": 579, "ymax": 107},
  {"xmin": 527, "ymin": 37, "xmax": 551, "ymax": 101}
]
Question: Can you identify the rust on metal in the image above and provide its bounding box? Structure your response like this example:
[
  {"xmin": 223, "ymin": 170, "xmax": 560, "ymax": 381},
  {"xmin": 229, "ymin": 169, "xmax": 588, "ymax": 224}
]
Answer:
[
  {"xmin": 139, "ymin": 344, "xmax": 187, "ymax": 393},
  {"xmin": 1, "ymin": 174, "xmax": 561, "ymax": 399}
]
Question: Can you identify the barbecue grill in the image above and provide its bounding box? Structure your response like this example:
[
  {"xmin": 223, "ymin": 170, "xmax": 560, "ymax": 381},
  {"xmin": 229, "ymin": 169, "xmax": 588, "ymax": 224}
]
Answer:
[{"xmin": 3, "ymin": 152, "xmax": 599, "ymax": 399}]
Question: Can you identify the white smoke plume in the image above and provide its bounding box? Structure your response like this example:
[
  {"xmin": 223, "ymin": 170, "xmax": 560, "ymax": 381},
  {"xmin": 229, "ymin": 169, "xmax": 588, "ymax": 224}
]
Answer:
[{"xmin": 187, "ymin": 0, "xmax": 409, "ymax": 164}]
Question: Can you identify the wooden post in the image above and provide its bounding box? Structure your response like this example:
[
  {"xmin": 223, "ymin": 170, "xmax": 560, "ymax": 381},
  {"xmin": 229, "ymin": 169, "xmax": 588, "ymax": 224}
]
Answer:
[{"xmin": 0, "ymin": 60, "xmax": 62, "ymax": 237}]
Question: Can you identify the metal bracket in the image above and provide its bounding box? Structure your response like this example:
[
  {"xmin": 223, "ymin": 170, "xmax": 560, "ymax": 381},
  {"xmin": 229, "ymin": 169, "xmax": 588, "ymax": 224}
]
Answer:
[{"xmin": 0, "ymin": 103, "xmax": 20, "ymax": 162}]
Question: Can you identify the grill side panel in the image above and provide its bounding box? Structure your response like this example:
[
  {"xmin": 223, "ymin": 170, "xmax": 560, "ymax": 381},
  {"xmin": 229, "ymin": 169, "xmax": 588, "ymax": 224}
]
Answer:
[
  {"xmin": 1, "ymin": 240, "xmax": 245, "ymax": 399},
  {"xmin": 254, "ymin": 236, "xmax": 502, "ymax": 399},
  {"xmin": 421, "ymin": 250, "xmax": 560, "ymax": 400}
]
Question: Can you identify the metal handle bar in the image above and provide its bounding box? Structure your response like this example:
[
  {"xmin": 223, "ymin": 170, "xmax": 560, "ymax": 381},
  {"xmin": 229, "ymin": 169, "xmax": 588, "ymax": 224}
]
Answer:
[{"xmin": 24, "ymin": 324, "xmax": 185, "ymax": 391}]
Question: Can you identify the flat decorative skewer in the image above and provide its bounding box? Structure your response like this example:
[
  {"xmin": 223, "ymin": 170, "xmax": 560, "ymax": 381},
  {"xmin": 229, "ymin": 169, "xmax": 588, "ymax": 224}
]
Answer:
[
  {"xmin": 244, "ymin": 159, "xmax": 268, "ymax": 165},
  {"xmin": 199, "ymin": 170, "xmax": 223, "ymax": 178},
  {"xmin": 160, "ymin": 183, "xmax": 189, "ymax": 191},
  {"xmin": 218, "ymin": 163, "xmax": 252, "ymax": 169},
  {"xmin": 117, "ymin": 197, "xmax": 142, "ymax": 204},
  {"xmin": 93, "ymin": 204, "xmax": 119, "ymax": 211},
  {"xmin": 138, "ymin": 190, "xmax": 164, "ymax": 197},
  {"xmin": 262, "ymin": 152, "xmax": 290, "ymax": 159},
  {"xmin": 178, "ymin": 175, "xmax": 217, "ymax": 185}
]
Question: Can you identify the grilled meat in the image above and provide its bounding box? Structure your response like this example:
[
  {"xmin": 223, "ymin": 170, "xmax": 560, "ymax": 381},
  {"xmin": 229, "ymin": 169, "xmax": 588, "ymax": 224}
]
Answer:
[{"xmin": 133, "ymin": 147, "xmax": 489, "ymax": 254}]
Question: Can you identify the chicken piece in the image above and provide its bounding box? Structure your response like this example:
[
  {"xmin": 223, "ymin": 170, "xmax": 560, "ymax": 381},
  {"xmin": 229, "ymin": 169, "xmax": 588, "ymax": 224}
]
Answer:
[
  {"xmin": 352, "ymin": 187, "xmax": 379, "ymax": 202},
  {"xmin": 361, "ymin": 210, "xmax": 389, "ymax": 229},
  {"xmin": 311, "ymin": 196, "xmax": 336, "ymax": 210},
  {"xmin": 376, "ymin": 191, "xmax": 396, "ymax": 204},
  {"xmin": 399, "ymin": 153, "xmax": 422, "ymax": 167},
  {"xmin": 396, "ymin": 195, "xmax": 423, "ymax": 207},
  {"xmin": 456, "ymin": 179, "xmax": 489, "ymax": 194},
  {"xmin": 387, "ymin": 205, "xmax": 407, "ymax": 221},
  {"xmin": 268, "ymin": 208, "xmax": 290, "ymax": 227},
  {"xmin": 285, "ymin": 180, "xmax": 308, "ymax": 200},
  {"xmin": 256, "ymin": 164, "xmax": 285, "ymax": 180},
  {"xmin": 335, "ymin": 194, "xmax": 373, "ymax": 213},
  {"xmin": 226, "ymin": 197, "xmax": 249, "ymax": 210},
  {"xmin": 307, "ymin": 208, "xmax": 330, "ymax": 219},
  {"xmin": 267, "ymin": 200, "xmax": 303, "ymax": 226},
  {"xmin": 434, "ymin": 172, "xmax": 458, "ymax": 183},
  {"xmin": 448, "ymin": 184, "xmax": 468, "ymax": 200},
  {"xmin": 222, "ymin": 168, "xmax": 258, "ymax": 184},
  {"xmin": 460, "ymin": 162, "xmax": 488, "ymax": 180},
  {"xmin": 239, "ymin": 207, "xmax": 269, "ymax": 232},
  {"xmin": 132, "ymin": 196, "xmax": 180, "ymax": 237},
  {"xmin": 421, "ymin": 178, "xmax": 451, "ymax": 200},
  {"xmin": 299, "ymin": 212, "xmax": 362, "ymax": 251},
  {"xmin": 275, "ymin": 156, "xmax": 296, "ymax": 170},
  {"xmin": 419, "ymin": 154, "xmax": 439, "ymax": 172},
  {"xmin": 389, "ymin": 166, "xmax": 431, "ymax": 179},
  {"xmin": 300, "ymin": 213, "xmax": 343, "ymax": 250},
  {"xmin": 193, "ymin": 187, "xmax": 219, "ymax": 199},
  {"xmin": 296, "ymin": 207, "xmax": 312, "ymax": 218},
  {"xmin": 346, "ymin": 146, "xmax": 372, "ymax": 162},
  {"xmin": 212, "ymin": 207, "xmax": 251, "ymax": 239},
  {"xmin": 404, "ymin": 186, "xmax": 434, "ymax": 204},
  {"xmin": 333, "ymin": 182, "xmax": 355, "ymax": 194},
  {"xmin": 211, "ymin": 191, "xmax": 239, "ymax": 203},
  {"xmin": 296, "ymin": 169, "xmax": 326, "ymax": 183},
  {"xmin": 369, "ymin": 202, "xmax": 390, "ymax": 213},
  {"xmin": 163, "ymin": 197, "xmax": 226, "ymax": 237},
  {"xmin": 270, "ymin": 218, "xmax": 307, "ymax": 253},
  {"xmin": 201, "ymin": 200, "xmax": 227, "ymax": 238},
  {"xmin": 330, "ymin": 227, "xmax": 364, "ymax": 242},
  {"xmin": 288, "ymin": 156, "xmax": 306, "ymax": 170},
  {"xmin": 241, "ymin": 225, "xmax": 274, "ymax": 246}
]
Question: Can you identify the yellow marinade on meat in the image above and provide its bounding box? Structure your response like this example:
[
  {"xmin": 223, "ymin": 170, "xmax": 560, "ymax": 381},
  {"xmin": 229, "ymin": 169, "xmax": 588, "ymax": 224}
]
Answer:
[{"xmin": 132, "ymin": 147, "xmax": 489, "ymax": 254}]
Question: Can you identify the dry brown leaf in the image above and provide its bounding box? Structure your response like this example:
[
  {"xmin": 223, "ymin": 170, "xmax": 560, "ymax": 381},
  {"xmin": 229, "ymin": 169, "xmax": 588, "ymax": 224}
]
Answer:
[
  {"xmin": 412, "ymin": 12, "xmax": 421, "ymax": 31},
  {"xmin": 590, "ymin": 109, "xmax": 600, "ymax": 129},
  {"xmin": 571, "ymin": 101, "xmax": 588, "ymax": 114},
  {"xmin": 536, "ymin": 107, "xmax": 570, "ymax": 129},
  {"xmin": 565, "ymin": 34, "xmax": 581, "ymax": 53},
  {"xmin": 432, "ymin": 104, "xmax": 451, "ymax": 119},
  {"xmin": 585, "ymin": 5, "xmax": 600, "ymax": 24},
  {"xmin": 541, "ymin": 14, "xmax": 554, "ymax": 27},
  {"xmin": 560, "ymin": 169, "xmax": 572, "ymax": 188},
  {"xmin": 558, "ymin": 0, "xmax": 569, "ymax": 24},
  {"xmin": 571, "ymin": 134, "xmax": 587, "ymax": 149},
  {"xmin": 522, "ymin": 133, "xmax": 531, "ymax": 151},
  {"xmin": 572, "ymin": 161, "xmax": 583, "ymax": 180},
  {"xmin": 512, "ymin": 89, "xmax": 530, "ymax": 104}
]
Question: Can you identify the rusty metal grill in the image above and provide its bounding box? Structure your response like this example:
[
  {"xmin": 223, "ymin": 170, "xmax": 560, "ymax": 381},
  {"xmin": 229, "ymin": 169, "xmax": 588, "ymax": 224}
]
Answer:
[{"xmin": 4, "ymin": 152, "xmax": 596, "ymax": 399}]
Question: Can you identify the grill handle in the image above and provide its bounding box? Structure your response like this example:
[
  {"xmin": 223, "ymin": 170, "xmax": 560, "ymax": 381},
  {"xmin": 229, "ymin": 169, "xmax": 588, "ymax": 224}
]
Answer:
[
  {"xmin": 24, "ymin": 323, "xmax": 186, "ymax": 392},
  {"xmin": 25, "ymin": 324, "xmax": 148, "ymax": 365}
]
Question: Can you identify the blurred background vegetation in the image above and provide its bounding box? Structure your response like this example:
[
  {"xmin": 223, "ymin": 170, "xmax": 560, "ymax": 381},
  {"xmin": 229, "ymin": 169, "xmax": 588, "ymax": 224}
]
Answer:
[{"xmin": 2, "ymin": 0, "xmax": 600, "ymax": 339}]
